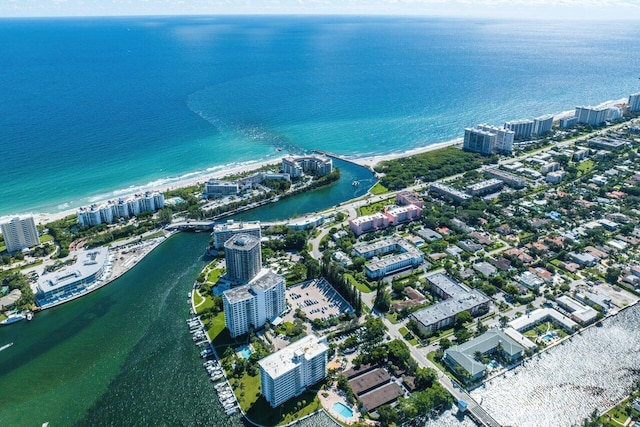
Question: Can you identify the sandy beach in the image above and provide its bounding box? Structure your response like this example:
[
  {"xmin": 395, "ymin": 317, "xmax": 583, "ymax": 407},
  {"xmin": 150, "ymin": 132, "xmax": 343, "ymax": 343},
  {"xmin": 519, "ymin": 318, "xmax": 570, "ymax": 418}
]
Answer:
[
  {"xmin": 32, "ymin": 157, "xmax": 286, "ymax": 226},
  {"xmin": 27, "ymin": 95, "xmax": 631, "ymax": 227}
]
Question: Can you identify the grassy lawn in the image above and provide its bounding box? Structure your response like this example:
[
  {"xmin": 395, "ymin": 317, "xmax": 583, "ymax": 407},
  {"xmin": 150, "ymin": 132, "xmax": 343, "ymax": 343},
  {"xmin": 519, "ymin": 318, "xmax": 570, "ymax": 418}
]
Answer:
[
  {"xmin": 0, "ymin": 244, "xmax": 6, "ymax": 253},
  {"xmin": 385, "ymin": 313, "xmax": 399, "ymax": 324},
  {"xmin": 245, "ymin": 391, "xmax": 321, "ymax": 426},
  {"xmin": 196, "ymin": 295, "xmax": 215, "ymax": 314},
  {"xmin": 39, "ymin": 234, "xmax": 54, "ymax": 243},
  {"xmin": 206, "ymin": 267, "xmax": 223, "ymax": 283},
  {"xmin": 369, "ymin": 182, "xmax": 389, "ymax": 195},
  {"xmin": 399, "ymin": 326, "xmax": 409, "ymax": 336},
  {"xmin": 142, "ymin": 230, "xmax": 165, "ymax": 240},
  {"xmin": 230, "ymin": 372, "xmax": 262, "ymax": 412},
  {"xmin": 605, "ymin": 406, "xmax": 629, "ymax": 425},
  {"xmin": 344, "ymin": 273, "xmax": 373, "ymax": 293},
  {"xmin": 577, "ymin": 159, "xmax": 595, "ymax": 175},
  {"xmin": 193, "ymin": 290, "xmax": 205, "ymax": 307},
  {"xmin": 204, "ymin": 311, "xmax": 228, "ymax": 348},
  {"xmin": 358, "ymin": 198, "xmax": 394, "ymax": 216}
]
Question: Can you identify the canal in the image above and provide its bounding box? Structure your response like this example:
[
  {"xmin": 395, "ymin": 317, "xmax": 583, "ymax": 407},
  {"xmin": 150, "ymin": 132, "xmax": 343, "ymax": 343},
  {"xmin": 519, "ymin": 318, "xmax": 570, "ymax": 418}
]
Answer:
[{"xmin": 0, "ymin": 159, "xmax": 373, "ymax": 426}]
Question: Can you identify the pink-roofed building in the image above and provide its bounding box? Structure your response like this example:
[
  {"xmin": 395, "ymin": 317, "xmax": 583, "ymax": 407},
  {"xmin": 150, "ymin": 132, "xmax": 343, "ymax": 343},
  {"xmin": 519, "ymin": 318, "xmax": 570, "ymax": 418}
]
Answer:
[
  {"xmin": 348, "ymin": 213, "xmax": 390, "ymax": 236},
  {"xmin": 396, "ymin": 191, "xmax": 424, "ymax": 209},
  {"xmin": 383, "ymin": 204, "xmax": 422, "ymax": 225}
]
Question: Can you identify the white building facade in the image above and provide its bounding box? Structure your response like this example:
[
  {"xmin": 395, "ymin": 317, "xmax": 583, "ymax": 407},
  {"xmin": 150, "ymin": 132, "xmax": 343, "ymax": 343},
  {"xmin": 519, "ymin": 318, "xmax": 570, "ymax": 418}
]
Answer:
[
  {"xmin": 1, "ymin": 215, "xmax": 39, "ymax": 253},
  {"xmin": 223, "ymin": 269, "xmax": 286, "ymax": 338},
  {"xmin": 258, "ymin": 334, "xmax": 328, "ymax": 407},
  {"xmin": 224, "ymin": 233, "xmax": 262, "ymax": 283}
]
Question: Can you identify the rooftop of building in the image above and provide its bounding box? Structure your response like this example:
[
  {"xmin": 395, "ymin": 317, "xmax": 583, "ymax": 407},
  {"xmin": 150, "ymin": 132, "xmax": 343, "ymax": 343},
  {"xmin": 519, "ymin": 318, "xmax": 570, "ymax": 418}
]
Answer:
[
  {"xmin": 426, "ymin": 273, "xmax": 470, "ymax": 298},
  {"xmin": 213, "ymin": 220, "xmax": 261, "ymax": 232},
  {"xmin": 36, "ymin": 248, "xmax": 109, "ymax": 294},
  {"xmin": 508, "ymin": 307, "xmax": 578, "ymax": 332},
  {"xmin": 348, "ymin": 368, "xmax": 390, "ymax": 395},
  {"xmin": 412, "ymin": 290, "xmax": 490, "ymax": 327},
  {"xmin": 224, "ymin": 233, "xmax": 260, "ymax": 250},
  {"xmin": 445, "ymin": 328, "xmax": 524, "ymax": 376},
  {"xmin": 224, "ymin": 269, "xmax": 284, "ymax": 303},
  {"xmin": 258, "ymin": 334, "xmax": 328, "ymax": 379}
]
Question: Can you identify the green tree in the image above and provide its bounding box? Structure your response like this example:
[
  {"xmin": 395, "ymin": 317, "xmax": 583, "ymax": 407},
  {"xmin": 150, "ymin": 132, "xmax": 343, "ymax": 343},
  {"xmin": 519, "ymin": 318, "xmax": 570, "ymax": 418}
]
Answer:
[
  {"xmin": 605, "ymin": 267, "xmax": 621, "ymax": 284},
  {"xmin": 454, "ymin": 311, "xmax": 472, "ymax": 329},
  {"xmin": 157, "ymin": 208, "xmax": 173, "ymax": 225}
]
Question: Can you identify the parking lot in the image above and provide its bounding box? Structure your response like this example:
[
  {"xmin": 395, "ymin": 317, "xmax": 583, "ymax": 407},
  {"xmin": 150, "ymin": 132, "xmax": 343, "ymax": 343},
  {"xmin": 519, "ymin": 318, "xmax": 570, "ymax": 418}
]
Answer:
[{"xmin": 284, "ymin": 278, "xmax": 353, "ymax": 322}]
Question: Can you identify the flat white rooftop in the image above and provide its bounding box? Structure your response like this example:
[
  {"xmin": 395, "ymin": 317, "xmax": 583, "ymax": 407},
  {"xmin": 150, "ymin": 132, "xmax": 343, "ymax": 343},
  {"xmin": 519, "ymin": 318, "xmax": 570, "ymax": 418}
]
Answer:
[
  {"xmin": 37, "ymin": 247, "xmax": 109, "ymax": 293},
  {"xmin": 258, "ymin": 334, "xmax": 328, "ymax": 380}
]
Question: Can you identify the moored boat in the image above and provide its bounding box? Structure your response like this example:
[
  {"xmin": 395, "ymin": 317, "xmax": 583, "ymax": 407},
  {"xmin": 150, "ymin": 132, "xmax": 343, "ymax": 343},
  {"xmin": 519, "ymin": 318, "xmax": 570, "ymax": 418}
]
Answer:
[{"xmin": 1, "ymin": 313, "xmax": 26, "ymax": 325}]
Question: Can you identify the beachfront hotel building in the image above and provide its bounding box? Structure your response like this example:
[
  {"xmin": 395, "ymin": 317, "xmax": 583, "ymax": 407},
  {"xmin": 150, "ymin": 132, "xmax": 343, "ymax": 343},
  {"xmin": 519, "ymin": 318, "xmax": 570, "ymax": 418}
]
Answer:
[
  {"xmin": 0, "ymin": 215, "xmax": 39, "ymax": 253},
  {"xmin": 258, "ymin": 334, "xmax": 328, "ymax": 407},
  {"xmin": 204, "ymin": 180, "xmax": 240, "ymax": 197},
  {"xmin": 223, "ymin": 269, "xmax": 286, "ymax": 338},
  {"xmin": 533, "ymin": 114, "xmax": 554, "ymax": 136},
  {"xmin": 281, "ymin": 155, "xmax": 333, "ymax": 179},
  {"xmin": 505, "ymin": 119, "xmax": 535, "ymax": 140},
  {"xmin": 463, "ymin": 124, "xmax": 514, "ymax": 155},
  {"xmin": 212, "ymin": 220, "xmax": 261, "ymax": 250},
  {"xmin": 77, "ymin": 191, "xmax": 164, "ymax": 227},
  {"xmin": 224, "ymin": 233, "xmax": 262, "ymax": 283},
  {"xmin": 629, "ymin": 93, "xmax": 640, "ymax": 112},
  {"xmin": 575, "ymin": 106, "xmax": 608, "ymax": 126},
  {"xmin": 35, "ymin": 248, "xmax": 110, "ymax": 307}
]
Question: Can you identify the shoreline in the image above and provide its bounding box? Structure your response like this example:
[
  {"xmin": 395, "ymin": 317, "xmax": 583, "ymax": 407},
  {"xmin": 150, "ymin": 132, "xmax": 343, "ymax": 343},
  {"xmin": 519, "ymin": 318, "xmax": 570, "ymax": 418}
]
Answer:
[
  {"xmin": 4, "ymin": 96, "xmax": 630, "ymax": 227},
  {"xmin": 30, "ymin": 232, "xmax": 172, "ymax": 312}
]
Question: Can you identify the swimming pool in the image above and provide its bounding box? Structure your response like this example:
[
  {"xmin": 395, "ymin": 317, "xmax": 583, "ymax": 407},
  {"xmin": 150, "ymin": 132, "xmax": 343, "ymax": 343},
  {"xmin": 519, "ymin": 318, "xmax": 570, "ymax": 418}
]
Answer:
[
  {"xmin": 237, "ymin": 345, "xmax": 253, "ymax": 359},
  {"xmin": 333, "ymin": 402, "xmax": 353, "ymax": 418}
]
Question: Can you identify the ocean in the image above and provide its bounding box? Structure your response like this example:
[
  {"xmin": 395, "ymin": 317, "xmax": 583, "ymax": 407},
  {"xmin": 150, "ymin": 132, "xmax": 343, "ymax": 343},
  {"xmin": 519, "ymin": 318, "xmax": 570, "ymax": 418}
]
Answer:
[{"xmin": 1, "ymin": 16, "xmax": 640, "ymax": 217}]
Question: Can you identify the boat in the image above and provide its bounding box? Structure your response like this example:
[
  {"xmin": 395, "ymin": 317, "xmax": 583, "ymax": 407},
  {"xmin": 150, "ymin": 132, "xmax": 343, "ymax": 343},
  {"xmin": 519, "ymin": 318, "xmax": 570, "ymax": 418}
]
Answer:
[
  {"xmin": 26, "ymin": 311, "xmax": 34, "ymax": 321},
  {"xmin": 0, "ymin": 342, "xmax": 14, "ymax": 352},
  {"xmin": 1, "ymin": 313, "xmax": 26, "ymax": 325},
  {"xmin": 352, "ymin": 180, "xmax": 360, "ymax": 186}
]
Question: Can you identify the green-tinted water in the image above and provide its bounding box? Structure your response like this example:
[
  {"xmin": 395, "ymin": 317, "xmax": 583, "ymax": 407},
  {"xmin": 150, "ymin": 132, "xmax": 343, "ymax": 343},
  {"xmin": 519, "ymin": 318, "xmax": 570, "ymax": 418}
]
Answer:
[
  {"xmin": 0, "ymin": 162, "xmax": 372, "ymax": 426},
  {"xmin": 231, "ymin": 158, "xmax": 375, "ymax": 222},
  {"xmin": 0, "ymin": 233, "xmax": 240, "ymax": 427}
]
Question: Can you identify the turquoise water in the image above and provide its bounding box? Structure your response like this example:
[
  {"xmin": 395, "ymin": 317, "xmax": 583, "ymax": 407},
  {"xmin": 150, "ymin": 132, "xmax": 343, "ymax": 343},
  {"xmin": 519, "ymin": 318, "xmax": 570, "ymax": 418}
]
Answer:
[
  {"xmin": 238, "ymin": 345, "xmax": 252, "ymax": 360},
  {"xmin": 1, "ymin": 17, "xmax": 640, "ymax": 216},
  {"xmin": 230, "ymin": 158, "xmax": 374, "ymax": 222},
  {"xmin": 333, "ymin": 402, "xmax": 354, "ymax": 418},
  {"xmin": 0, "ymin": 233, "xmax": 240, "ymax": 426}
]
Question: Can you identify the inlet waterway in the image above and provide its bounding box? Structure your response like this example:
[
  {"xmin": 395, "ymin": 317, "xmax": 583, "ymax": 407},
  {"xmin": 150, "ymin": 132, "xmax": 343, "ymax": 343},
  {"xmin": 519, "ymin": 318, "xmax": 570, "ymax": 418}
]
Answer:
[
  {"xmin": 230, "ymin": 158, "xmax": 375, "ymax": 222},
  {"xmin": 0, "ymin": 165, "xmax": 369, "ymax": 426}
]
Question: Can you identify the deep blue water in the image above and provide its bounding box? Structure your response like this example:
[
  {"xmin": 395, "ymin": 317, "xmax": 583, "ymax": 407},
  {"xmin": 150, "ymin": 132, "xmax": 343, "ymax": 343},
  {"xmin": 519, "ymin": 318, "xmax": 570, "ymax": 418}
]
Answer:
[{"xmin": 1, "ymin": 16, "xmax": 640, "ymax": 216}]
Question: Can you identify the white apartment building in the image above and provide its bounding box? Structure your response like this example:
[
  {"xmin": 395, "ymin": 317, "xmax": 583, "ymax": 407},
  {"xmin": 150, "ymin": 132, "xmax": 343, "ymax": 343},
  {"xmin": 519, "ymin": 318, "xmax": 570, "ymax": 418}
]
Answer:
[
  {"xmin": 628, "ymin": 92, "xmax": 640, "ymax": 112},
  {"xmin": 76, "ymin": 192, "xmax": 164, "ymax": 226},
  {"xmin": 223, "ymin": 269, "xmax": 286, "ymax": 338},
  {"xmin": 212, "ymin": 220, "xmax": 261, "ymax": 249},
  {"xmin": 281, "ymin": 155, "xmax": 333, "ymax": 179},
  {"xmin": 1, "ymin": 215, "xmax": 39, "ymax": 253},
  {"xmin": 224, "ymin": 233, "xmax": 262, "ymax": 283},
  {"xmin": 258, "ymin": 334, "xmax": 328, "ymax": 407}
]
